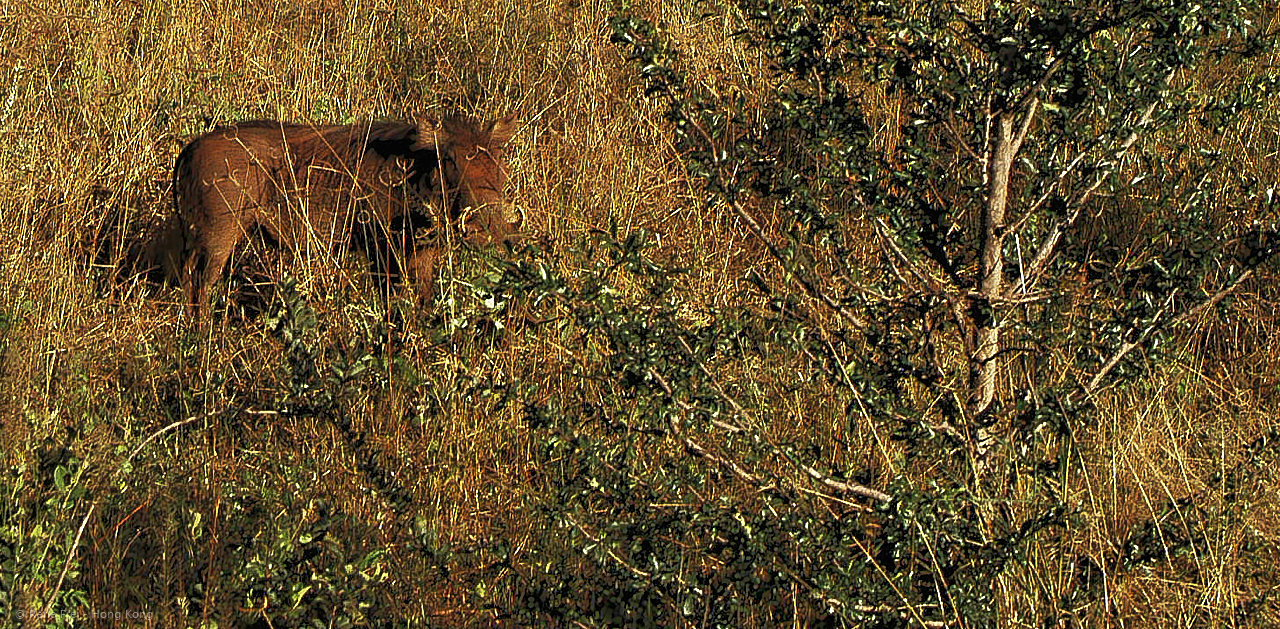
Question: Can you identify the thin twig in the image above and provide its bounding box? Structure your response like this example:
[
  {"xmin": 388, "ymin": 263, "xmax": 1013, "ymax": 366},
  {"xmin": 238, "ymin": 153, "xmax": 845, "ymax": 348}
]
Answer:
[
  {"xmin": 45, "ymin": 408, "xmax": 219, "ymax": 618},
  {"xmin": 1085, "ymin": 269, "xmax": 1255, "ymax": 395},
  {"xmin": 648, "ymin": 357, "xmax": 892, "ymax": 504},
  {"xmin": 676, "ymin": 337, "xmax": 893, "ymax": 502},
  {"xmin": 1014, "ymin": 94, "xmax": 1164, "ymax": 297},
  {"xmin": 729, "ymin": 198, "xmax": 869, "ymax": 331},
  {"xmin": 564, "ymin": 514, "xmax": 652, "ymax": 578},
  {"xmin": 676, "ymin": 106, "xmax": 869, "ymax": 332},
  {"xmin": 874, "ymin": 218, "xmax": 941, "ymax": 292}
]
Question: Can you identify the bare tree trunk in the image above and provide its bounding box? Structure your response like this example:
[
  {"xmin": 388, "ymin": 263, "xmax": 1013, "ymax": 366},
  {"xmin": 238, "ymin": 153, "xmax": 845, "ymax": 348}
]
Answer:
[{"xmin": 972, "ymin": 110, "xmax": 1020, "ymax": 472}]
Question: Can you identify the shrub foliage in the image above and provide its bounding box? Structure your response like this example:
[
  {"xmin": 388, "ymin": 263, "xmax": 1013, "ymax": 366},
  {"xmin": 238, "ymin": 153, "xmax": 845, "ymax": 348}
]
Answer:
[{"xmin": 490, "ymin": 0, "xmax": 1280, "ymax": 626}]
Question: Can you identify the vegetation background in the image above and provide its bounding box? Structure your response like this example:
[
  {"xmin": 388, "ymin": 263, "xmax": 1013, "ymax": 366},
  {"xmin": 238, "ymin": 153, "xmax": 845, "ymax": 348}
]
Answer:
[{"xmin": 0, "ymin": 0, "xmax": 1277, "ymax": 626}]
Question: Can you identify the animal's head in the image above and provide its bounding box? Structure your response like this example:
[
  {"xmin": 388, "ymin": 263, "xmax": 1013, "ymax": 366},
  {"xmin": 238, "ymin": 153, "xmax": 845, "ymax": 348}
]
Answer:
[{"xmin": 413, "ymin": 114, "xmax": 521, "ymax": 246}]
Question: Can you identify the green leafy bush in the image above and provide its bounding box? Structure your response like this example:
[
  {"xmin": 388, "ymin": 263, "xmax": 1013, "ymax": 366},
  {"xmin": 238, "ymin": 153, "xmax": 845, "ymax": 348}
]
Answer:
[{"xmin": 482, "ymin": 0, "xmax": 1280, "ymax": 625}]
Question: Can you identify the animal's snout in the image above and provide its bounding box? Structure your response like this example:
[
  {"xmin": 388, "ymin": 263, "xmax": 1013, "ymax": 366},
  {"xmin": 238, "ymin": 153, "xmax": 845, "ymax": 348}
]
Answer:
[{"xmin": 460, "ymin": 204, "xmax": 524, "ymax": 246}]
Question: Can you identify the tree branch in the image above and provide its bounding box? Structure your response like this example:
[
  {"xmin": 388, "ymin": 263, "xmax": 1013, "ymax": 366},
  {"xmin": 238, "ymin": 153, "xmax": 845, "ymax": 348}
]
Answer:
[
  {"xmin": 647, "ymin": 361, "xmax": 892, "ymax": 504},
  {"xmin": 1085, "ymin": 269, "xmax": 1256, "ymax": 396},
  {"xmin": 1012, "ymin": 93, "xmax": 1164, "ymax": 297}
]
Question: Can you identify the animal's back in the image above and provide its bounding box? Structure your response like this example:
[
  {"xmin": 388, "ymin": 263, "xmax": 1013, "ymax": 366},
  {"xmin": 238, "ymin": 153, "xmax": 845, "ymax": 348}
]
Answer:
[
  {"xmin": 175, "ymin": 121, "xmax": 424, "ymax": 246},
  {"xmin": 173, "ymin": 121, "xmax": 290, "ymax": 221}
]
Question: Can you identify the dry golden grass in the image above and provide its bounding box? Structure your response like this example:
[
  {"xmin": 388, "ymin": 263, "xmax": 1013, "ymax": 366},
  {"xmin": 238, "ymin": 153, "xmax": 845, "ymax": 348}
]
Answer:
[{"xmin": 1, "ymin": 0, "xmax": 1277, "ymax": 626}]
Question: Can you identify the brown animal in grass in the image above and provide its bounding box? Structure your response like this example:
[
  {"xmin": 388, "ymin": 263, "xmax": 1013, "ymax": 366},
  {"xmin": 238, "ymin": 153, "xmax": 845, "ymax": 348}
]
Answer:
[{"xmin": 169, "ymin": 114, "xmax": 520, "ymax": 323}]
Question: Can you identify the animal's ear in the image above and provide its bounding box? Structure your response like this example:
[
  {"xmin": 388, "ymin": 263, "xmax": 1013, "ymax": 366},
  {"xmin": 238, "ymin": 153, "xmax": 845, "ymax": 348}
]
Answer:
[
  {"xmin": 411, "ymin": 117, "xmax": 447, "ymax": 151},
  {"xmin": 489, "ymin": 114, "xmax": 519, "ymax": 149}
]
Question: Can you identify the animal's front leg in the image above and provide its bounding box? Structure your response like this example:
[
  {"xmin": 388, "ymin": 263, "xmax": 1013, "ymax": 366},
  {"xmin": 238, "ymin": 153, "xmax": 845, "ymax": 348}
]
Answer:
[{"xmin": 406, "ymin": 248, "xmax": 440, "ymax": 306}]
